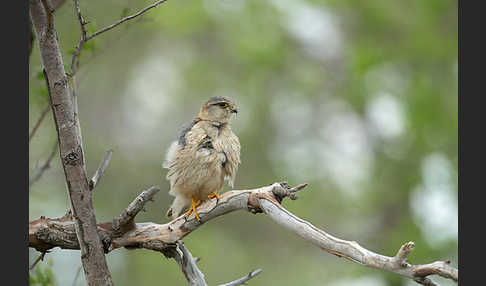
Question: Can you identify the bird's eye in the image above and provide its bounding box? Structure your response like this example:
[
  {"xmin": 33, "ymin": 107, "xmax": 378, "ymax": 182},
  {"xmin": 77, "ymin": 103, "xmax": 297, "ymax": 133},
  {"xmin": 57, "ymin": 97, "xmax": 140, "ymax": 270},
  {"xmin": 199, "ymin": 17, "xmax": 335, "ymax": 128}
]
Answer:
[{"xmin": 216, "ymin": 102, "xmax": 227, "ymax": 107}]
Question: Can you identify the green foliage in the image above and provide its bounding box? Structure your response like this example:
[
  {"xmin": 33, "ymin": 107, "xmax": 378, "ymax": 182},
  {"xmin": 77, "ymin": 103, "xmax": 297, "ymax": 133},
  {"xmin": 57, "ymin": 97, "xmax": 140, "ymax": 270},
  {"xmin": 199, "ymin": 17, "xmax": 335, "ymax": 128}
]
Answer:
[
  {"xmin": 82, "ymin": 22, "xmax": 98, "ymax": 54},
  {"xmin": 35, "ymin": 70, "xmax": 45, "ymax": 81},
  {"xmin": 29, "ymin": 0, "xmax": 457, "ymax": 285},
  {"xmin": 29, "ymin": 260, "xmax": 56, "ymax": 286}
]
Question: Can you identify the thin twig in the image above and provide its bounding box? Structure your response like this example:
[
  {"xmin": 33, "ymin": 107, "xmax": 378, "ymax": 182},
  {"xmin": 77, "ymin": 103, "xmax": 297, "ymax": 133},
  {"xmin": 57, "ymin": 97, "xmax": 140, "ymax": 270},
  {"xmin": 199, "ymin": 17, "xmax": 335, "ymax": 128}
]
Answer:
[
  {"xmin": 89, "ymin": 149, "xmax": 114, "ymax": 190},
  {"xmin": 85, "ymin": 0, "xmax": 168, "ymax": 41},
  {"xmin": 72, "ymin": 265, "xmax": 83, "ymax": 286},
  {"xmin": 29, "ymin": 142, "xmax": 58, "ymax": 187},
  {"xmin": 77, "ymin": 16, "xmax": 147, "ymax": 84},
  {"xmin": 29, "ymin": 251, "xmax": 47, "ymax": 271},
  {"xmin": 69, "ymin": 0, "xmax": 169, "ymax": 77},
  {"xmin": 218, "ymin": 269, "xmax": 263, "ymax": 286},
  {"xmin": 29, "ymin": 69, "xmax": 53, "ymax": 144},
  {"xmin": 29, "ymin": 103, "xmax": 51, "ymax": 143},
  {"xmin": 73, "ymin": 0, "xmax": 87, "ymax": 40},
  {"xmin": 70, "ymin": 0, "xmax": 88, "ymax": 76}
]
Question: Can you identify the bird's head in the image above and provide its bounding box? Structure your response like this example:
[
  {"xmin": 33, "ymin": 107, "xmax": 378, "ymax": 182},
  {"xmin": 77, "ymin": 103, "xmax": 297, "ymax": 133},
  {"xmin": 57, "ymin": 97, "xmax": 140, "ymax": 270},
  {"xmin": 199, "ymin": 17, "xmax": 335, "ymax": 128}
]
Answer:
[{"xmin": 198, "ymin": 96, "xmax": 238, "ymax": 124}]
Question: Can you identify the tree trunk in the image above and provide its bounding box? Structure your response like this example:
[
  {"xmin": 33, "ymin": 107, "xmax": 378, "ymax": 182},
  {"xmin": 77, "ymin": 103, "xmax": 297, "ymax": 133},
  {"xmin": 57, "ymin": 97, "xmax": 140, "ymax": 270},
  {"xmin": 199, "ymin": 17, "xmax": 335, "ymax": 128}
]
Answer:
[{"xmin": 29, "ymin": 1, "xmax": 114, "ymax": 285}]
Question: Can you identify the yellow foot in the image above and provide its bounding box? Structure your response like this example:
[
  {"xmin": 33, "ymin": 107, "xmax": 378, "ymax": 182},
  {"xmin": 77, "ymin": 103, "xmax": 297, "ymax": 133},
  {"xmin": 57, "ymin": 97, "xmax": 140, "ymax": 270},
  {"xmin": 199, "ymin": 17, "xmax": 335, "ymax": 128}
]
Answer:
[
  {"xmin": 208, "ymin": 192, "xmax": 221, "ymax": 200},
  {"xmin": 185, "ymin": 198, "xmax": 201, "ymax": 221}
]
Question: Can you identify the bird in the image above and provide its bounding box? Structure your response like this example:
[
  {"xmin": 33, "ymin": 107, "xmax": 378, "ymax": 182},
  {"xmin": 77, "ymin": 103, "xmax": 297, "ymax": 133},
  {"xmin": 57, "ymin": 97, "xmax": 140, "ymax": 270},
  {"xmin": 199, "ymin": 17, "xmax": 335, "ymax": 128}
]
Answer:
[{"xmin": 163, "ymin": 96, "xmax": 241, "ymax": 221}]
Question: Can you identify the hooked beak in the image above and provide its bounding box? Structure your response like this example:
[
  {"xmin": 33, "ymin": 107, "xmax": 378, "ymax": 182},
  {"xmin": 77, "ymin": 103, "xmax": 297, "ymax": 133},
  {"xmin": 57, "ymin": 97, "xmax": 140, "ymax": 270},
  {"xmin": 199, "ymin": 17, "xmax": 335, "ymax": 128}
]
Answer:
[{"xmin": 231, "ymin": 105, "xmax": 238, "ymax": 113}]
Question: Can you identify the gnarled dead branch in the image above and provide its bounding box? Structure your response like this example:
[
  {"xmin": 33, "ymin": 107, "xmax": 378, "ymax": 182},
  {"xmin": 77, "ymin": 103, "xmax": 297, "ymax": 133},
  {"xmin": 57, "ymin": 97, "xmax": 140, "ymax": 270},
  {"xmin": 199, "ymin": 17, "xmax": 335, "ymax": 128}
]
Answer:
[
  {"xmin": 29, "ymin": 182, "xmax": 458, "ymax": 285},
  {"xmin": 162, "ymin": 241, "xmax": 207, "ymax": 286}
]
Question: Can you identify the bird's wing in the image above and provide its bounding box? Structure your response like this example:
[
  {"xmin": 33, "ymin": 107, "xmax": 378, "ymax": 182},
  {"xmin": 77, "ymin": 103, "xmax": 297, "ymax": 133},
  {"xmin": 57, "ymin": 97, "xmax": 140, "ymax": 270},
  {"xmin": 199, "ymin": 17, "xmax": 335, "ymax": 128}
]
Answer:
[
  {"xmin": 223, "ymin": 129, "xmax": 241, "ymax": 188},
  {"xmin": 162, "ymin": 120, "xmax": 199, "ymax": 172},
  {"xmin": 164, "ymin": 121, "xmax": 216, "ymax": 190},
  {"xmin": 162, "ymin": 120, "xmax": 198, "ymax": 170}
]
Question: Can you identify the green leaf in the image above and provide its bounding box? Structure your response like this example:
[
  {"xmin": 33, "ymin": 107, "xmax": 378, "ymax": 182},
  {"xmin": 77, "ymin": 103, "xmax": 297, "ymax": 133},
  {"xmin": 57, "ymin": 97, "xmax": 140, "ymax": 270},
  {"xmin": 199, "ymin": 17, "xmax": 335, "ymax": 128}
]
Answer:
[
  {"xmin": 36, "ymin": 71, "xmax": 45, "ymax": 81},
  {"xmin": 29, "ymin": 259, "xmax": 56, "ymax": 286},
  {"xmin": 83, "ymin": 40, "xmax": 97, "ymax": 52}
]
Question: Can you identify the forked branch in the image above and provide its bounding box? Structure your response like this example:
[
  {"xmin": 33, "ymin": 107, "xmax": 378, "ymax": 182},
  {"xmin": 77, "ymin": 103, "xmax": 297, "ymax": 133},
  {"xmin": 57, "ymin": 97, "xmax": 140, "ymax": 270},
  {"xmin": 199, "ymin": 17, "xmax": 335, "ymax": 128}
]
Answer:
[
  {"xmin": 88, "ymin": 149, "xmax": 113, "ymax": 190},
  {"xmin": 219, "ymin": 269, "xmax": 263, "ymax": 286},
  {"xmin": 70, "ymin": 0, "xmax": 169, "ymax": 77},
  {"xmin": 85, "ymin": 0, "xmax": 169, "ymax": 41},
  {"xmin": 29, "ymin": 182, "xmax": 458, "ymax": 285},
  {"xmin": 162, "ymin": 241, "xmax": 207, "ymax": 286}
]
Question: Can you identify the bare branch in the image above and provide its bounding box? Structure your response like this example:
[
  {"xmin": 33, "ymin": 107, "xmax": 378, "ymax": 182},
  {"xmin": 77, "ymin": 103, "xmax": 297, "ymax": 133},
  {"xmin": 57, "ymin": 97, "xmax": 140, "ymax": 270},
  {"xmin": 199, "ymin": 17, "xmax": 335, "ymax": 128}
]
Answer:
[
  {"xmin": 77, "ymin": 16, "xmax": 147, "ymax": 84},
  {"xmin": 72, "ymin": 265, "xmax": 83, "ymax": 286},
  {"xmin": 29, "ymin": 251, "xmax": 47, "ymax": 271},
  {"xmin": 69, "ymin": 0, "xmax": 169, "ymax": 77},
  {"xmin": 29, "ymin": 69, "xmax": 57, "ymax": 187},
  {"xmin": 112, "ymin": 186, "xmax": 160, "ymax": 234},
  {"xmin": 29, "ymin": 69, "xmax": 52, "ymax": 145},
  {"xmin": 219, "ymin": 269, "xmax": 263, "ymax": 286},
  {"xmin": 69, "ymin": 0, "xmax": 88, "ymax": 77},
  {"xmin": 73, "ymin": 0, "xmax": 87, "ymax": 40},
  {"xmin": 257, "ymin": 191, "xmax": 458, "ymax": 285},
  {"xmin": 28, "ymin": 182, "xmax": 458, "ymax": 285},
  {"xmin": 29, "ymin": 142, "xmax": 58, "ymax": 187},
  {"xmin": 413, "ymin": 261, "xmax": 458, "ymax": 282},
  {"xmin": 393, "ymin": 241, "xmax": 415, "ymax": 267},
  {"xmin": 40, "ymin": 0, "xmax": 53, "ymax": 30},
  {"xmin": 162, "ymin": 241, "xmax": 207, "ymax": 286},
  {"xmin": 30, "ymin": 0, "xmax": 114, "ymax": 283},
  {"xmin": 29, "ymin": 103, "xmax": 51, "ymax": 143},
  {"xmin": 85, "ymin": 0, "xmax": 169, "ymax": 41},
  {"xmin": 28, "ymin": 0, "xmax": 66, "ymax": 62},
  {"xmin": 89, "ymin": 149, "xmax": 113, "ymax": 190},
  {"xmin": 414, "ymin": 277, "xmax": 439, "ymax": 286}
]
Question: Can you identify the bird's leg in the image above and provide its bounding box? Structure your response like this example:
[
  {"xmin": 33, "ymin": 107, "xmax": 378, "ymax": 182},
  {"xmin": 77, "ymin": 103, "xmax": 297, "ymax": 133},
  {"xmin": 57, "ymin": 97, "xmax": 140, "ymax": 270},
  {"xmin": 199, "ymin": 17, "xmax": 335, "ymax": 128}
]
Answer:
[
  {"xmin": 185, "ymin": 197, "xmax": 201, "ymax": 221},
  {"xmin": 208, "ymin": 192, "xmax": 221, "ymax": 200}
]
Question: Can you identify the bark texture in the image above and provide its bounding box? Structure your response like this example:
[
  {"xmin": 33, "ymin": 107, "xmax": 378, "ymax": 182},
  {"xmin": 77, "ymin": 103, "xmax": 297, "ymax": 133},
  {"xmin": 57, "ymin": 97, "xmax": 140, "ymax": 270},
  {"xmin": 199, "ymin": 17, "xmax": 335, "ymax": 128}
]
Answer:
[
  {"xmin": 29, "ymin": 183, "xmax": 457, "ymax": 286},
  {"xmin": 163, "ymin": 241, "xmax": 208, "ymax": 286},
  {"xmin": 29, "ymin": 1, "xmax": 113, "ymax": 285}
]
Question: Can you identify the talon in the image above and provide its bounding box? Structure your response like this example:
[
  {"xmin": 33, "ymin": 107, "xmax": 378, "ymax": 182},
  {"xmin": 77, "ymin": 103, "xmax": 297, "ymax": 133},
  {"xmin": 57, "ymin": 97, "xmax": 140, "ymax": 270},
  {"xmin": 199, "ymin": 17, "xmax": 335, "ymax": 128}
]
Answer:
[
  {"xmin": 208, "ymin": 192, "xmax": 221, "ymax": 200},
  {"xmin": 185, "ymin": 197, "xmax": 201, "ymax": 221}
]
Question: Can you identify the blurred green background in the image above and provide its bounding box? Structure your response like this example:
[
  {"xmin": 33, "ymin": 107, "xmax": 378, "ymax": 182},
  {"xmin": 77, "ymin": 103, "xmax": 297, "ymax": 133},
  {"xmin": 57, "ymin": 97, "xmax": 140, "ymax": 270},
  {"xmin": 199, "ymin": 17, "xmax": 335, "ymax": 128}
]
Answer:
[{"xmin": 29, "ymin": 0, "xmax": 457, "ymax": 285}]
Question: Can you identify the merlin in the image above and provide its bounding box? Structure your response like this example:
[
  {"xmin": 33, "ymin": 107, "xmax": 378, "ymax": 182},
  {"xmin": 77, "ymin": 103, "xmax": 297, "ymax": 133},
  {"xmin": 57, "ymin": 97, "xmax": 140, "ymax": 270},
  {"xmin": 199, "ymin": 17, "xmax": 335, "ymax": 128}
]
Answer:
[{"xmin": 163, "ymin": 96, "xmax": 241, "ymax": 221}]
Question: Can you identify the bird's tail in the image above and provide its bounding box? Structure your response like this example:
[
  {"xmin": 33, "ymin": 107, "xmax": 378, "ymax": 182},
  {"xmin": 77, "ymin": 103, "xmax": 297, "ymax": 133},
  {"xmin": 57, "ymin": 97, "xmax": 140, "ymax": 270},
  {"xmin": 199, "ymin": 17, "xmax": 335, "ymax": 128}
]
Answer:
[{"xmin": 166, "ymin": 196, "xmax": 190, "ymax": 218}]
